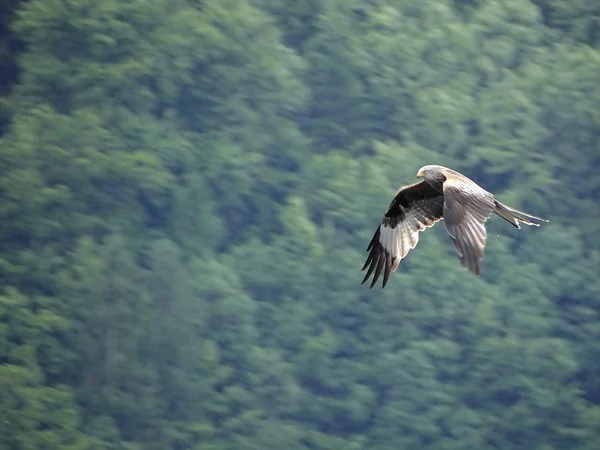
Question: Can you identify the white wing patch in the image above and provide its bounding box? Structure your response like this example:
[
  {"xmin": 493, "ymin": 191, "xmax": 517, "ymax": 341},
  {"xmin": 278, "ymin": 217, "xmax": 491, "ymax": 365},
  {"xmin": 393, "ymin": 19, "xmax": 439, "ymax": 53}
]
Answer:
[
  {"xmin": 376, "ymin": 206, "xmax": 441, "ymax": 274},
  {"xmin": 379, "ymin": 218, "xmax": 421, "ymax": 273}
]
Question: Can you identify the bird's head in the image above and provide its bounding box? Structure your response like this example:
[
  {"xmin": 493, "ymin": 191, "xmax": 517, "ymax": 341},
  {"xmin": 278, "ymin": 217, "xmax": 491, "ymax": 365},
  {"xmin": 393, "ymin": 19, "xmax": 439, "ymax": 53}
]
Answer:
[
  {"xmin": 416, "ymin": 165, "xmax": 450, "ymax": 186},
  {"xmin": 416, "ymin": 165, "xmax": 441, "ymax": 179}
]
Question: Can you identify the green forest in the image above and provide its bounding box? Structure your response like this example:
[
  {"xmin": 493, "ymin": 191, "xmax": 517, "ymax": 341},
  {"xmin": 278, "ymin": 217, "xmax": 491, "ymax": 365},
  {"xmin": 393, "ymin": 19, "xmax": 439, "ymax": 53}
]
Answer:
[{"xmin": 1, "ymin": 0, "xmax": 599, "ymax": 448}]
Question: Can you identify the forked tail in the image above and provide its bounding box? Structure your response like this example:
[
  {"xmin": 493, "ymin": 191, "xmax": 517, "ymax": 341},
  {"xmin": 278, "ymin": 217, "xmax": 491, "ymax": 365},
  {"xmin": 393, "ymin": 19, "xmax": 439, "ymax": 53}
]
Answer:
[{"xmin": 493, "ymin": 200, "xmax": 549, "ymax": 229}]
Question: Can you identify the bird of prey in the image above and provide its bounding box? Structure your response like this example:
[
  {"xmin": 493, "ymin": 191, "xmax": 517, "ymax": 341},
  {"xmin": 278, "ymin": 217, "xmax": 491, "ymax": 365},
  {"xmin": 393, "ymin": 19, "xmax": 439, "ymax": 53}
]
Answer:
[{"xmin": 361, "ymin": 165, "xmax": 548, "ymax": 288}]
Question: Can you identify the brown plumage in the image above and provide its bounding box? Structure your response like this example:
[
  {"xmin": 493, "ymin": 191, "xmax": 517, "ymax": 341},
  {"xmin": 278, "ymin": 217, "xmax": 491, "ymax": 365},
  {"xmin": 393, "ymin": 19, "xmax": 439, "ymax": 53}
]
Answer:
[{"xmin": 361, "ymin": 165, "xmax": 548, "ymax": 288}]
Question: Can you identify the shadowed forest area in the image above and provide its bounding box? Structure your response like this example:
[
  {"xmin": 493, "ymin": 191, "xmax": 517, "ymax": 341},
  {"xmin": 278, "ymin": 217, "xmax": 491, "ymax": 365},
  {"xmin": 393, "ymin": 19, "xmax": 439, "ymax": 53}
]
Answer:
[{"xmin": 1, "ymin": 0, "xmax": 600, "ymax": 449}]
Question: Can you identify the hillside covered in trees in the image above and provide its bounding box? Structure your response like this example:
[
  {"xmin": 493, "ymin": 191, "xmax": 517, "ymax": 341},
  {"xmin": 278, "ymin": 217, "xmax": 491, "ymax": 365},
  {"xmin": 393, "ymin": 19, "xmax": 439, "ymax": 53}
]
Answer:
[{"xmin": 1, "ymin": 0, "xmax": 599, "ymax": 449}]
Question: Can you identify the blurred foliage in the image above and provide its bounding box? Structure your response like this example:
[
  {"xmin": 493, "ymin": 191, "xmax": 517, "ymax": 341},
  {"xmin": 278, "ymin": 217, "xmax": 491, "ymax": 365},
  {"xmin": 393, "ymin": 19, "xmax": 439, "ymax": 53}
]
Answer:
[{"xmin": 1, "ymin": 0, "xmax": 599, "ymax": 449}]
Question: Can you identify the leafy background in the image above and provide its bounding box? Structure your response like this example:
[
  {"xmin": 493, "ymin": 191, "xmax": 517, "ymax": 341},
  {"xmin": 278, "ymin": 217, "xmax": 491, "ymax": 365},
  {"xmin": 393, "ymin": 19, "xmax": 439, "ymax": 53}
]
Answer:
[{"xmin": 1, "ymin": 0, "xmax": 599, "ymax": 449}]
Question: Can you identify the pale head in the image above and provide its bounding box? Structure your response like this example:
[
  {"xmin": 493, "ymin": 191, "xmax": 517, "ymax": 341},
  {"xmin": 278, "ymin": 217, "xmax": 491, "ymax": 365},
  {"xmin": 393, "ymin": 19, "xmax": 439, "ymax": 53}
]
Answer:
[{"xmin": 416, "ymin": 165, "xmax": 445, "ymax": 179}]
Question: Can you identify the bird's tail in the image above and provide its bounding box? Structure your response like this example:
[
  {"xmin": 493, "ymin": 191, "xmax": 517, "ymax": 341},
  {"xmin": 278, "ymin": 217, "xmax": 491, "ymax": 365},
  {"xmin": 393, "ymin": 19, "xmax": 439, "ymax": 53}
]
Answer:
[{"xmin": 493, "ymin": 200, "xmax": 548, "ymax": 229}]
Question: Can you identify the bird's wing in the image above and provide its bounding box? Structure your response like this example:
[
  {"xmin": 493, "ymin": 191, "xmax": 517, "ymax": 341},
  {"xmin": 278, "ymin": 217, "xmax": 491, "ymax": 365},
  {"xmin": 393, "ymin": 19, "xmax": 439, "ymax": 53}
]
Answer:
[
  {"xmin": 442, "ymin": 175, "xmax": 495, "ymax": 275},
  {"xmin": 362, "ymin": 180, "xmax": 444, "ymax": 288}
]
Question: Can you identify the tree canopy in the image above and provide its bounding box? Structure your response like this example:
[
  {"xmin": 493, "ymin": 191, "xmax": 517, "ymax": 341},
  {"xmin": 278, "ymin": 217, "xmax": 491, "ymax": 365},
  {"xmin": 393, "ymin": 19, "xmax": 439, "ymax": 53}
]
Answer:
[{"xmin": 1, "ymin": 0, "xmax": 599, "ymax": 449}]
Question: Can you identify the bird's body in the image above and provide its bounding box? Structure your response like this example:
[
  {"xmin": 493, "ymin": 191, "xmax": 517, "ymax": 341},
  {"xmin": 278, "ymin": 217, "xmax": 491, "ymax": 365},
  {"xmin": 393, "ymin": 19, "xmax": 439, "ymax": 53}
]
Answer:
[{"xmin": 361, "ymin": 165, "xmax": 548, "ymax": 288}]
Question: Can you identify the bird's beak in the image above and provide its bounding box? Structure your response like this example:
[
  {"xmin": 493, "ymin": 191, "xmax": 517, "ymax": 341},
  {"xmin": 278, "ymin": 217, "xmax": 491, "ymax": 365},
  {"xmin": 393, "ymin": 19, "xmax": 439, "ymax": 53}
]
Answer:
[{"xmin": 416, "ymin": 170, "xmax": 425, "ymax": 178}]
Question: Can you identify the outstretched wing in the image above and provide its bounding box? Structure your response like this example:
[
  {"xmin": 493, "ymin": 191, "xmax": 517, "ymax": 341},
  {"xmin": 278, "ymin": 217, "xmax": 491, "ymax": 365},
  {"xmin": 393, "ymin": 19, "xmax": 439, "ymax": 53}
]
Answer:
[
  {"xmin": 361, "ymin": 181, "xmax": 444, "ymax": 288},
  {"xmin": 442, "ymin": 175, "xmax": 495, "ymax": 275}
]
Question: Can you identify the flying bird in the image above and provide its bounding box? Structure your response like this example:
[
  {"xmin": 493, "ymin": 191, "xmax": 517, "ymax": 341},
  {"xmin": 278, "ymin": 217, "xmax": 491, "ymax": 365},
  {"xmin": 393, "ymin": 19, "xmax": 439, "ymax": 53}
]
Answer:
[{"xmin": 361, "ymin": 165, "xmax": 548, "ymax": 288}]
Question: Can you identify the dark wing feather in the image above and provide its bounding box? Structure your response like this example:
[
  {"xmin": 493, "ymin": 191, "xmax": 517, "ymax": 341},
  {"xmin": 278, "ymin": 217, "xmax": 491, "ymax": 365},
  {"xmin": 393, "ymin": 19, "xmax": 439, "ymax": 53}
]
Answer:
[
  {"xmin": 441, "ymin": 173, "xmax": 495, "ymax": 275},
  {"xmin": 362, "ymin": 180, "xmax": 444, "ymax": 288}
]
